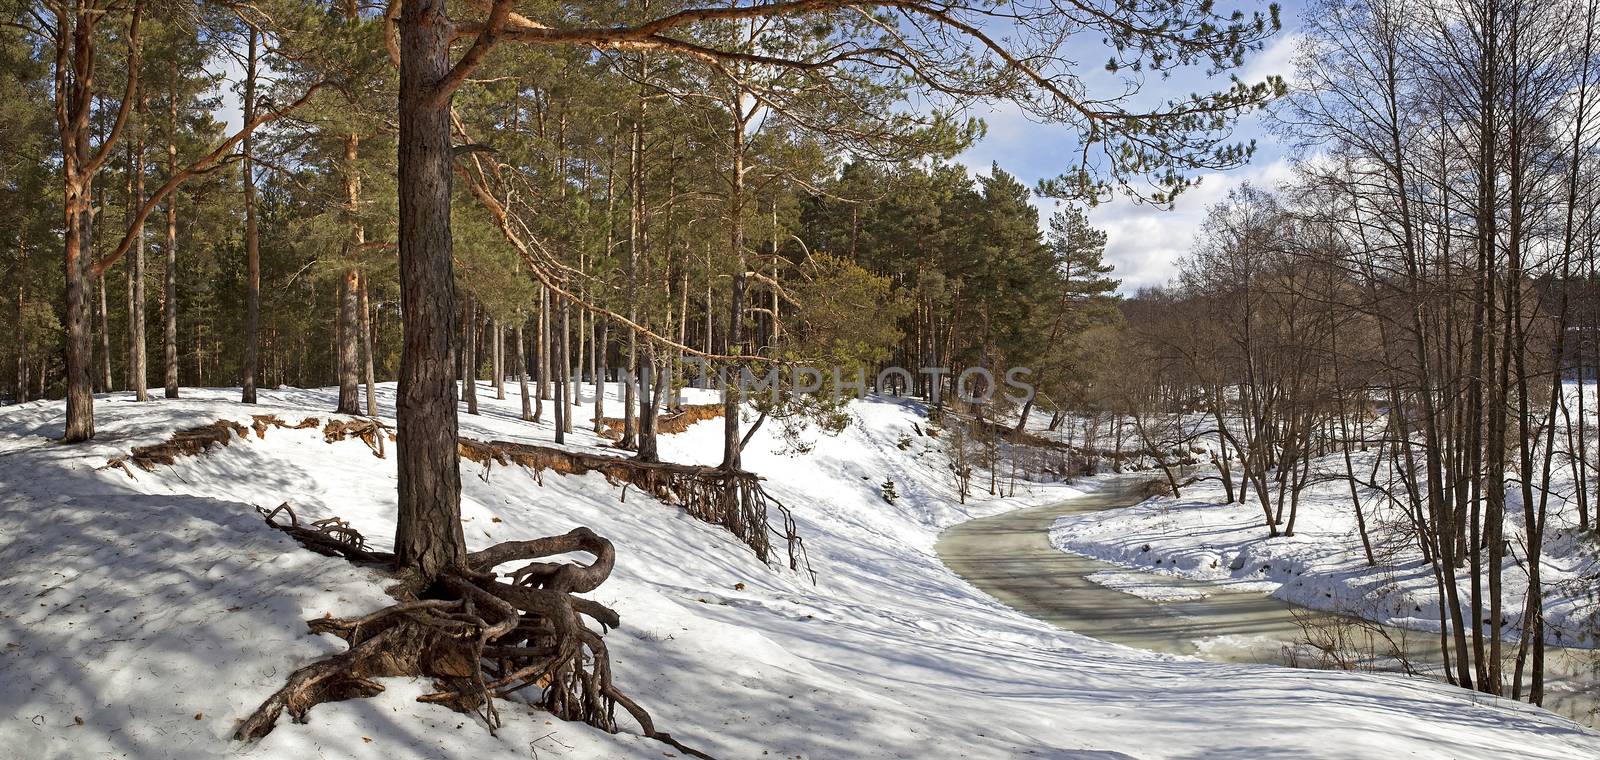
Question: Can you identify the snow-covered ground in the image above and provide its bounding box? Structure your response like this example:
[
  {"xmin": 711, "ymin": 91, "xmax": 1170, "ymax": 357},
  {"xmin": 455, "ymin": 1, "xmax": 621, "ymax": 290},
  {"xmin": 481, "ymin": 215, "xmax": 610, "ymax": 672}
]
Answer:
[
  {"xmin": 3, "ymin": 384, "xmax": 1599, "ymax": 758},
  {"xmin": 1050, "ymin": 448, "xmax": 1600, "ymax": 651}
]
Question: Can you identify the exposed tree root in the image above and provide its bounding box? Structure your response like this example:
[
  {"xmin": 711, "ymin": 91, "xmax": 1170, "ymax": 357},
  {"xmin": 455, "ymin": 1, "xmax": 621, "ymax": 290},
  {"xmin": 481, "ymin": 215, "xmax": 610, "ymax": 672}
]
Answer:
[
  {"xmin": 598, "ymin": 402, "xmax": 724, "ymax": 441},
  {"xmin": 238, "ymin": 505, "xmax": 712, "ymax": 759},
  {"xmin": 102, "ymin": 420, "xmax": 248, "ymax": 474},
  {"xmin": 257, "ymin": 503, "xmax": 393, "ymax": 565},
  {"xmin": 251, "ymin": 414, "xmax": 321, "ymax": 439},
  {"xmin": 458, "ymin": 437, "xmax": 812, "ymax": 579},
  {"xmin": 323, "ymin": 417, "xmax": 393, "ymax": 458},
  {"xmin": 99, "ymin": 418, "xmax": 812, "ymax": 580}
]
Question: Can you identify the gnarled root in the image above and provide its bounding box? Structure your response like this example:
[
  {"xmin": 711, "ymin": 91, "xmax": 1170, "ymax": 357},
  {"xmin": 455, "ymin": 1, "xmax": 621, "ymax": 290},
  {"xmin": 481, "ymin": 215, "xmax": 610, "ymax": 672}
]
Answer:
[
  {"xmin": 251, "ymin": 414, "xmax": 320, "ymax": 439},
  {"xmin": 323, "ymin": 418, "xmax": 392, "ymax": 458},
  {"xmin": 101, "ymin": 420, "xmax": 248, "ymax": 475},
  {"xmin": 237, "ymin": 505, "xmax": 712, "ymax": 759}
]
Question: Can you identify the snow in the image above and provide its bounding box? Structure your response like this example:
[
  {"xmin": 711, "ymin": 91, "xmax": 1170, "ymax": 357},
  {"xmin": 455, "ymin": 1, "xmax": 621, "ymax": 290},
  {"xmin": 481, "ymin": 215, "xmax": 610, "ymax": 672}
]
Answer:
[
  {"xmin": 1049, "ymin": 448, "xmax": 1600, "ymax": 650},
  {"xmin": 2, "ymin": 384, "xmax": 1598, "ymax": 758},
  {"xmin": 1083, "ymin": 569, "xmax": 1211, "ymax": 602}
]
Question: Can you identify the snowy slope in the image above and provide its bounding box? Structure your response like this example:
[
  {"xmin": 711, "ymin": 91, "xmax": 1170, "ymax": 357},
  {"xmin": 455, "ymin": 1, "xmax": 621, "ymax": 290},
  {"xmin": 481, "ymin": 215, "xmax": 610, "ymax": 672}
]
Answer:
[{"xmin": 2, "ymin": 384, "xmax": 1598, "ymax": 759}]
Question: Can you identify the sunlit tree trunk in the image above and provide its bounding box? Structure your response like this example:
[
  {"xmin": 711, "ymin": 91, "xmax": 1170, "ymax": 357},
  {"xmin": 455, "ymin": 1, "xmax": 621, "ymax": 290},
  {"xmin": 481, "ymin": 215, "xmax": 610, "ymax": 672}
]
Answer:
[
  {"xmin": 241, "ymin": 25, "xmax": 261, "ymax": 404},
  {"xmin": 393, "ymin": 0, "xmax": 466, "ymax": 583}
]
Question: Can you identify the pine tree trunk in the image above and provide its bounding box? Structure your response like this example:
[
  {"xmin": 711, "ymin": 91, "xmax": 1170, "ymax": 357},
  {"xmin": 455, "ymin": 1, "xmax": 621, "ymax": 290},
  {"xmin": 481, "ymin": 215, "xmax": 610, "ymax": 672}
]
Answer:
[
  {"xmin": 59, "ymin": 10, "xmax": 100, "ymax": 440},
  {"xmin": 14, "ymin": 230, "xmax": 27, "ymax": 404},
  {"xmin": 95, "ymin": 271, "xmax": 111, "ymax": 391},
  {"xmin": 65, "ymin": 169, "xmax": 94, "ymax": 437},
  {"xmin": 621, "ymin": 109, "xmax": 642, "ymax": 449},
  {"xmin": 517, "ymin": 314, "xmax": 532, "ymax": 421},
  {"xmin": 561, "ymin": 295, "xmax": 572, "ymax": 434},
  {"xmin": 89, "ymin": 160, "xmax": 107, "ymax": 392},
  {"xmin": 594, "ymin": 317, "xmax": 607, "ymax": 433},
  {"xmin": 361, "ymin": 272, "xmax": 377, "ymax": 416},
  {"xmin": 394, "ymin": 0, "xmax": 466, "ymax": 583},
  {"xmin": 128, "ymin": 102, "xmax": 147, "ymax": 402},
  {"xmin": 637, "ymin": 350, "xmax": 662, "ymax": 462},
  {"xmin": 590, "ymin": 305, "xmax": 599, "ymax": 407},
  {"xmin": 336, "ymin": 268, "xmax": 361, "ymax": 413},
  {"xmin": 163, "ymin": 63, "xmax": 179, "ymax": 400},
  {"xmin": 555, "ymin": 297, "xmax": 568, "ymax": 444},
  {"xmin": 538, "ymin": 285, "xmax": 551, "ymax": 402},
  {"xmin": 493, "ymin": 317, "xmax": 505, "ymax": 400},
  {"xmin": 704, "ymin": 244, "xmax": 713, "ymax": 358},
  {"xmin": 573, "ymin": 264, "xmax": 585, "ymax": 407},
  {"xmin": 241, "ymin": 26, "xmax": 260, "ymax": 404},
  {"xmin": 463, "ymin": 297, "xmax": 479, "ymax": 415},
  {"xmin": 721, "ymin": 116, "xmax": 747, "ymax": 471}
]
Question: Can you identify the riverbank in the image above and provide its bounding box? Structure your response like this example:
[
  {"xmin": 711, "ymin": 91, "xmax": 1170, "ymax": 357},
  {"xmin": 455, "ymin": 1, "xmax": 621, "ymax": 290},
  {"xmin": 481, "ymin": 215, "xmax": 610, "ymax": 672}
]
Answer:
[{"xmin": 1038, "ymin": 474, "xmax": 1599, "ymax": 725}]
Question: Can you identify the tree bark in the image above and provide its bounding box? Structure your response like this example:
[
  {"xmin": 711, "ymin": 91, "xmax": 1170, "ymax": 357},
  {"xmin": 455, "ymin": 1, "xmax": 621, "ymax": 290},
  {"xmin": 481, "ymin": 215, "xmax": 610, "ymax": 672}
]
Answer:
[
  {"xmin": 361, "ymin": 272, "xmax": 377, "ymax": 416},
  {"xmin": 621, "ymin": 105, "xmax": 642, "ymax": 449},
  {"xmin": 516, "ymin": 313, "xmax": 532, "ymax": 421},
  {"xmin": 594, "ymin": 317, "xmax": 608, "ymax": 433},
  {"xmin": 95, "ymin": 270, "xmax": 111, "ymax": 391},
  {"xmin": 637, "ymin": 350, "xmax": 663, "ymax": 462},
  {"xmin": 14, "ymin": 230, "xmax": 27, "ymax": 403},
  {"xmin": 538, "ymin": 285, "xmax": 550, "ymax": 407},
  {"xmin": 463, "ymin": 297, "xmax": 479, "ymax": 415},
  {"xmin": 58, "ymin": 4, "xmax": 140, "ymax": 437},
  {"xmin": 493, "ymin": 317, "xmax": 505, "ymax": 400},
  {"xmin": 336, "ymin": 267, "xmax": 361, "ymax": 413},
  {"xmin": 720, "ymin": 111, "xmax": 747, "ymax": 471},
  {"xmin": 60, "ymin": 11, "xmax": 99, "ymax": 438},
  {"xmin": 561, "ymin": 295, "xmax": 572, "ymax": 434},
  {"xmin": 555, "ymin": 297, "xmax": 568, "ymax": 444},
  {"xmin": 394, "ymin": 0, "xmax": 466, "ymax": 584},
  {"xmin": 162, "ymin": 61, "xmax": 179, "ymax": 400},
  {"xmin": 241, "ymin": 24, "xmax": 260, "ymax": 404}
]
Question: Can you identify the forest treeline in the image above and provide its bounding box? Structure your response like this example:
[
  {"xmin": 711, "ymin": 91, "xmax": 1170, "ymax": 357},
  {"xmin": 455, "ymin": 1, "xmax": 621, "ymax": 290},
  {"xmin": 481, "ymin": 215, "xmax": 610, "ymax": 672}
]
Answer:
[
  {"xmin": 0, "ymin": 3, "xmax": 1129, "ymax": 459},
  {"xmin": 1083, "ymin": 0, "xmax": 1600, "ymax": 712}
]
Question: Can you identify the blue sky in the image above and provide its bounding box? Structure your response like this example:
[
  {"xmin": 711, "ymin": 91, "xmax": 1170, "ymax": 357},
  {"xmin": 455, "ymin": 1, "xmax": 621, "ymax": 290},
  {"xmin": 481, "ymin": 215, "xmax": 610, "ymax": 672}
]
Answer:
[{"xmin": 955, "ymin": 1, "xmax": 1307, "ymax": 294}]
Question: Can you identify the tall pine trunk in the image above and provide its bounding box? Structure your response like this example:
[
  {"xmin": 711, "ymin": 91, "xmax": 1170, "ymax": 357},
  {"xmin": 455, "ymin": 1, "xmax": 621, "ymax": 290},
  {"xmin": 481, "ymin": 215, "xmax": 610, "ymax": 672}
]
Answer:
[
  {"xmin": 162, "ymin": 66, "xmax": 179, "ymax": 400},
  {"xmin": 517, "ymin": 314, "xmax": 532, "ymax": 421},
  {"xmin": 555, "ymin": 296, "xmax": 568, "ymax": 444},
  {"xmin": 95, "ymin": 271, "xmax": 111, "ymax": 390},
  {"xmin": 336, "ymin": 267, "xmax": 361, "ymax": 413},
  {"xmin": 594, "ymin": 318, "xmax": 607, "ymax": 433},
  {"xmin": 493, "ymin": 317, "xmax": 504, "ymax": 400},
  {"xmin": 241, "ymin": 26, "xmax": 260, "ymax": 404},
  {"xmin": 561, "ymin": 296, "xmax": 572, "ymax": 434},
  {"xmin": 394, "ymin": 0, "xmax": 466, "ymax": 583},
  {"xmin": 720, "ymin": 114, "xmax": 746, "ymax": 471},
  {"xmin": 621, "ymin": 106, "xmax": 642, "ymax": 449},
  {"xmin": 127, "ymin": 101, "xmax": 147, "ymax": 402},
  {"xmin": 361, "ymin": 272, "xmax": 377, "ymax": 415},
  {"xmin": 538, "ymin": 285, "xmax": 550, "ymax": 404},
  {"xmin": 14, "ymin": 230, "xmax": 27, "ymax": 403},
  {"xmin": 463, "ymin": 297, "xmax": 479, "ymax": 415},
  {"xmin": 65, "ymin": 166, "xmax": 94, "ymax": 435}
]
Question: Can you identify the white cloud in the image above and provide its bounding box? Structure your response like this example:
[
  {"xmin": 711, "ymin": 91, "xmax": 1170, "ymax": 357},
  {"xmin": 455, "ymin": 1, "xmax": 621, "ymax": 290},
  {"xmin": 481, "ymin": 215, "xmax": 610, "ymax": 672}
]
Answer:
[
  {"xmin": 931, "ymin": 10, "xmax": 1311, "ymax": 295},
  {"xmin": 1243, "ymin": 31, "xmax": 1304, "ymax": 90},
  {"xmin": 1084, "ymin": 156, "xmax": 1294, "ymax": 293}
]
